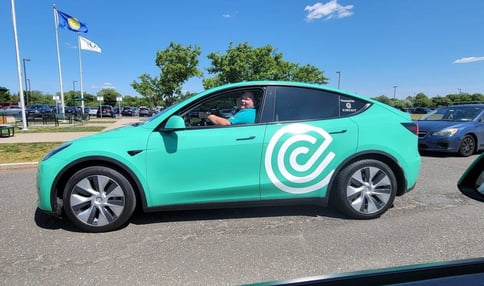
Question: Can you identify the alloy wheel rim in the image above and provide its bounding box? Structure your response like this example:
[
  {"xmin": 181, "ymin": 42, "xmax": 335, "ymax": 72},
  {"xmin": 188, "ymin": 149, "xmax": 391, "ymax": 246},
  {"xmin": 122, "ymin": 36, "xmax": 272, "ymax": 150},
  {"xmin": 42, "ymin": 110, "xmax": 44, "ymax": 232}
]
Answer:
[
  {"xmin": 462, "ymin": 137, "xmax": 474, "ymax": 154},
  {"xmin": 346, "ymin": 166, "xmax": 392, "ymax": 214},
  {"xmin": 69, "ymin": 175, "xmax": 125, "ymax": 227}
]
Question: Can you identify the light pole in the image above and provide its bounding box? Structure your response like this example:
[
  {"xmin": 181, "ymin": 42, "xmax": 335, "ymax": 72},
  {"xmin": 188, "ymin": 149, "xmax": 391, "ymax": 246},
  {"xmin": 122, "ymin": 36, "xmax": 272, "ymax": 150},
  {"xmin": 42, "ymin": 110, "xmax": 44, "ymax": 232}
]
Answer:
[
  {"xmin": 393, "ymin": 85, "xmax": 398, "ymax": 99},
  {"xmin": 26, "ymin": 79, "xmax": 30, "ymax": 99},
  {"xmin": 336, "ymin": 71, "xmax": 341, "ymax": 89},
  {"xmin": 22, "ymin": 58, "xmax": 30, "ymax": 106},
  {"xmin": 73, "ymin": 80, "xmax": 77, "ymax": 93}
]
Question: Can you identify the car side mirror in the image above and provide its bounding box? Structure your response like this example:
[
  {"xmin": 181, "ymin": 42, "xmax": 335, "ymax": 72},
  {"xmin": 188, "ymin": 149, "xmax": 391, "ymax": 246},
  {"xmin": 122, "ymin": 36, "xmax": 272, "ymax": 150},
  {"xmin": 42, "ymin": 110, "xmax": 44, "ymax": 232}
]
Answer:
[
  {"xmin": 162, "ymin": 115, "xmax": 186, "ymax": 131},
  {"xmin": 457, "ymin": 154, "xmax": 484, "ymax": 202}
]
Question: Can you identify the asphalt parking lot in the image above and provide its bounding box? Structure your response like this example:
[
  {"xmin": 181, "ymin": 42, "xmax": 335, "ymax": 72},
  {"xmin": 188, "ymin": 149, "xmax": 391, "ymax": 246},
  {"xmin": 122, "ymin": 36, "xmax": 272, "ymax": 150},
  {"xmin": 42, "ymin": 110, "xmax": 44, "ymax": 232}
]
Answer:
[{"xmin": 0, "ymin": 153, "xmax": 483, "ymax": 285}]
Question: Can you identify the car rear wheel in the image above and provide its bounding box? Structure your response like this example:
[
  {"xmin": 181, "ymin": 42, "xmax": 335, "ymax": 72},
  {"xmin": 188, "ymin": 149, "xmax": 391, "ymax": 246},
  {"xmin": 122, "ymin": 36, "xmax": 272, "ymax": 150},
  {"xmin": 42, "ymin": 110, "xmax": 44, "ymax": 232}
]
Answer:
[
  {"xmin": 63, "ymin": 166, "xmax": 136, "ymax": 232},
  {"xmin": 332, "ymin": 159, "xmax": 397, "ymax": 219},
  {"xmin": 458, "ymin": 135, "xmax": 475, "ymax": 157}
]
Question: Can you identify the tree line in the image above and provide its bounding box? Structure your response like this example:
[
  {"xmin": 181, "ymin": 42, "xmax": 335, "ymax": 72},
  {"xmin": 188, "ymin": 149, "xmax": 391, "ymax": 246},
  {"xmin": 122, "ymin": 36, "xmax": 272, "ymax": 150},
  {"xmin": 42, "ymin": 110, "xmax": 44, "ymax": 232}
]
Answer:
[
  {"xmin": 373, "ymin": 92, "xmax": 484, "ymax": 110},
  {"xmin": 1, "ymin": 42, "xmax": 482, "ymax": 109}
]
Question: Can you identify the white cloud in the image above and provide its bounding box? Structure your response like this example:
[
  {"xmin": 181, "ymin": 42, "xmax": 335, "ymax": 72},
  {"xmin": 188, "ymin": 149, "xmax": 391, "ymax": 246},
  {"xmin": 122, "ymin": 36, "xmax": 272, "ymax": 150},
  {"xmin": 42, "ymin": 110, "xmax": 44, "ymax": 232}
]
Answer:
[
  {"xmin": 305, "ymin": 0, "xmax": 354, "ymax": 22},
  {"xmin": 453, "ymin": 56, "xmax": 484, "ymax": 64},
  {"xmin": 222, "ymin": 14, "xmax": 232, "ymax": 18},
  {"xmin": 102, "ymin": 82, "xmax": 116, "ymax": 89}
]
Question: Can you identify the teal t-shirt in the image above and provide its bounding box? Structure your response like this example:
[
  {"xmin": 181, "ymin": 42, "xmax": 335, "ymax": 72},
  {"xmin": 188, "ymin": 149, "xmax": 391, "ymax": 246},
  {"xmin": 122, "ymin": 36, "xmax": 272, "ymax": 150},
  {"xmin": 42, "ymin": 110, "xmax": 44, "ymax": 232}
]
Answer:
[{"xmin": 229, "ymin": 108, "xmax": 256, "ymax": 125}]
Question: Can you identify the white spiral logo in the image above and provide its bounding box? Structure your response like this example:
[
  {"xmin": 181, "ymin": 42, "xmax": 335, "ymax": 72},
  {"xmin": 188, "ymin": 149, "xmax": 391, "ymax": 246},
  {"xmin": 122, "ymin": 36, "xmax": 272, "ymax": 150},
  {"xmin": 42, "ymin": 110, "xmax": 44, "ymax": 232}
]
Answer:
[{"xmin": 265, "ymin": 123, "xmax": 335, "ymax": 194}]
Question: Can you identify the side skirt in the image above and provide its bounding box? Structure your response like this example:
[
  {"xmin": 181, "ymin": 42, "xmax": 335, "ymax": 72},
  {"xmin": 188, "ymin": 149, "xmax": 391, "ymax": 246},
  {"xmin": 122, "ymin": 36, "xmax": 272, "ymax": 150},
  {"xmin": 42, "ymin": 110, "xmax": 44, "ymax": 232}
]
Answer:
[{"xmin": 143, "ymin": 197, "xmax": 328, "ymax": 213}]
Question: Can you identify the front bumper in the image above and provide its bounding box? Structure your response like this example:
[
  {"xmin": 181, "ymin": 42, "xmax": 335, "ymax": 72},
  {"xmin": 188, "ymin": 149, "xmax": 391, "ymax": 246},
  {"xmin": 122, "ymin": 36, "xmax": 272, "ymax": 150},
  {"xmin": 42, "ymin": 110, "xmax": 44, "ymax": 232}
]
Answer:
[
  {"xmin": 418, "ymin": 136, "xmax": 461, "ymax": 153},
  {"xmin": 36, "ymin": 157, "xmax": 69, "ymax": 215}
]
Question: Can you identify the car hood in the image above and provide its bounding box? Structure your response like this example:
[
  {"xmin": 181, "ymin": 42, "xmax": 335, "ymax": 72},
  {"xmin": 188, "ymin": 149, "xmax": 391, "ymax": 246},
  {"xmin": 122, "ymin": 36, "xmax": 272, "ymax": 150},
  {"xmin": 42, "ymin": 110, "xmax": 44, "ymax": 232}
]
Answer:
[
  {"xmin": 72, "ymin": 124, "xmax": 148, "ymax": 145},
  {"xmin": 416, "ymin": 120, "xmax": 471, "ymax": 132}
]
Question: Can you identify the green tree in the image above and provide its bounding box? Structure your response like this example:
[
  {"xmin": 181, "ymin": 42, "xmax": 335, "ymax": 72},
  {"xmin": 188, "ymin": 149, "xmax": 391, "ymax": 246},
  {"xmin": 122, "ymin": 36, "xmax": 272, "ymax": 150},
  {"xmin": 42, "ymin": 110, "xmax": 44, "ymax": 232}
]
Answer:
[
  {"xmin": 372, "ymin": 95, "xmax": 393, "ymax": 106},
  {"xmin": 470, "ymin": 93, "xmax": 484, "ymax": 102},
  {"xmin": 431, "ymin": 96, "xmax": 452, "ymax": 107},
  {"xmin": 446, "ymin": 93, "xmax": 473, "ymax": 104},
  {"xmin": 82, "ymin": 92, "xmax": 97, "ymax": 106},
  {"xmin": 0, "ymin": 86, "xmax": 11, "ymax": 103},
  {"xmin": 203, "ymin": 42, "xmax": 327, "ymax": 89},
  {"xmin": 120, "ymin": 95, "xmax": 142, "ymax": 107},
  {"xmin": 97, "ymin": 88, "xmax": 121, "ymax": 106},
  {"xmin": 413, "ymin": 92, "xmax": 432, "ymax": 107},
  {"xmin": 132, "ymin": 42, "xmax": 202, "ymax": 107},
  {"xmin": 29, "ymin": 90, "xmax": 53, "ymax": 105}
]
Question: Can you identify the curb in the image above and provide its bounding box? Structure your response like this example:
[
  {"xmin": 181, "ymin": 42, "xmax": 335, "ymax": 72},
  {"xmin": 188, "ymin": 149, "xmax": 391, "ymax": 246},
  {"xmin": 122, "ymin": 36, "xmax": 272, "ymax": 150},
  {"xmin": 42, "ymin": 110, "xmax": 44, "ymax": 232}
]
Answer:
[{"xmin": 0, "ymin": 162, "xmax": 38, "ymax": 170}]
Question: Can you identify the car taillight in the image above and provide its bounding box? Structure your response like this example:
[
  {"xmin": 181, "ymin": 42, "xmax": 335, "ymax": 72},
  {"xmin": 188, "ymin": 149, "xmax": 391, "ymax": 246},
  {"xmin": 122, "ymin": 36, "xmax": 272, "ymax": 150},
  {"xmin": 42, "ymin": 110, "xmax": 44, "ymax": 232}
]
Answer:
[{"xmin": 401, "ymin": 122, "xmax": 418, "ymax": 135}]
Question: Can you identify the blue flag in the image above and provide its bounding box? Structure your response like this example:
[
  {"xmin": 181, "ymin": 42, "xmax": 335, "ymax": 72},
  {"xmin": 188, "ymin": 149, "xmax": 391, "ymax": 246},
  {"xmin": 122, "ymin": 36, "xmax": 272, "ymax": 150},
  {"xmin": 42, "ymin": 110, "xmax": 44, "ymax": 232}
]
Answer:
[{"xmin": 57, "ymin": 10, "xmax": 88, "ymax": 33}]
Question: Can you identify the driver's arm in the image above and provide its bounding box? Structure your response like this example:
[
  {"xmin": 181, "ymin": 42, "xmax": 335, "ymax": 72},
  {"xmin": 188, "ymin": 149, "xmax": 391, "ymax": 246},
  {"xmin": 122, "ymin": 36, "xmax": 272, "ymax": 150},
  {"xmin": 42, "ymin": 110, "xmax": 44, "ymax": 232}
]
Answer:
[{"xmin": 207, "ymin": 114, "xmax": 230, "ymax": 125}]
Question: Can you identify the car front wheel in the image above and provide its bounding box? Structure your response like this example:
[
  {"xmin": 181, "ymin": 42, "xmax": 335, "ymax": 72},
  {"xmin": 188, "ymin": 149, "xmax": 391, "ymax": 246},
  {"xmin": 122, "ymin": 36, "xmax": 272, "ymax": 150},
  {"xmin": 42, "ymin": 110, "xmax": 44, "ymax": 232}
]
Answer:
[
  {"xmin": 63, "ymin": 166, "xmax": 136, "ymax": 232},
  {"xmin": 458, "ymin": 135, "xmax": 475, "ymax": 157},
  {"xmin": 332, "ymin": 159, "xmax": 397, "ymax": 219}
]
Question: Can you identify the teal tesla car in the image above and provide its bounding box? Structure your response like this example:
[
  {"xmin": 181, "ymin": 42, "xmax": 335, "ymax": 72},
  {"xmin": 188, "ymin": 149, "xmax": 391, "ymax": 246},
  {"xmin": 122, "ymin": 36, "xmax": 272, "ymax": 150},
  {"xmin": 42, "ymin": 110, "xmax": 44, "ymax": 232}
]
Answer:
[{"xmin": 37, "ymin": 81, "xmax": 421, "ymax": 232}]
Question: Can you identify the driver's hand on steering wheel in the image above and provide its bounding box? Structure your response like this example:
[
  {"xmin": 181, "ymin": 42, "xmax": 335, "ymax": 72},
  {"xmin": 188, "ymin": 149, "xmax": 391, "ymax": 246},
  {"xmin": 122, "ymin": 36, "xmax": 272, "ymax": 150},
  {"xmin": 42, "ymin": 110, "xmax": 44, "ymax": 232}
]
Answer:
[{"xmin": 198, "ymin": 111, "xmax": 209, "ymax": 119}]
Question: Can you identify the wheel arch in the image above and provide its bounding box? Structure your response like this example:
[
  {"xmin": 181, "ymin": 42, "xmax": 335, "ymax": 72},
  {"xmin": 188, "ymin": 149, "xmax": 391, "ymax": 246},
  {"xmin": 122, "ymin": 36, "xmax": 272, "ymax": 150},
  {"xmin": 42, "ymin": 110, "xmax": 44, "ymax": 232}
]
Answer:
[
  {"xmin": 50, "ymin": 156, "xmax": 147, "ymax": 215},
  {"xmin": 326, "ymin": 150, "xmax": 408, "ymax": 203}
]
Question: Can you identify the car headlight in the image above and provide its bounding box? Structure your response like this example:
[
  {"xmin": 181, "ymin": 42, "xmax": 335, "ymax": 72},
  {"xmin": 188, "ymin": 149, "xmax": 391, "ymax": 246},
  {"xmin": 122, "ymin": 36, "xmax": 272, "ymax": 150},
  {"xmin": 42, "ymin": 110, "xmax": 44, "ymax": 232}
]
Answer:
[
  {"xmin": 433, "ymin": 128, "xmax": 458, "ymax": 137},
  {"xmin": 42, "ymin": 142, "xmax": 72, "ymax": 161}
]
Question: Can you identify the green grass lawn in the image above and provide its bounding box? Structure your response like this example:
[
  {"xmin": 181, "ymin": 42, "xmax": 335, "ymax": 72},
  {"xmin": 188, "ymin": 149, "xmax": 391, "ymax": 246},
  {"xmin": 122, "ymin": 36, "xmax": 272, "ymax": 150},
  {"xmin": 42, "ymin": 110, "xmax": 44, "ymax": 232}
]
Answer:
[
  {"xmin": 19, "ymin": 126, "xmax": 106, "ymax": 133},
  {"xmin": 1, "ymin": 123, "xmax": 107, "ymax": 163},
  {"xmin": 0, "ymin": 142, "xmax": 62, "ymax": 163}
]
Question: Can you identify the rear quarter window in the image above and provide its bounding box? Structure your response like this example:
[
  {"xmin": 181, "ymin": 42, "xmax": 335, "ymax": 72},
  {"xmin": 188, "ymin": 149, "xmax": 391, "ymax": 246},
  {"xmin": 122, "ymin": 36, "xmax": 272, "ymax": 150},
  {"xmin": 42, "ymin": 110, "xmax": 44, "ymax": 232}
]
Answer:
[{"xmin": 273, "ymin": 86, "xmax": 369, "ymax": 121}]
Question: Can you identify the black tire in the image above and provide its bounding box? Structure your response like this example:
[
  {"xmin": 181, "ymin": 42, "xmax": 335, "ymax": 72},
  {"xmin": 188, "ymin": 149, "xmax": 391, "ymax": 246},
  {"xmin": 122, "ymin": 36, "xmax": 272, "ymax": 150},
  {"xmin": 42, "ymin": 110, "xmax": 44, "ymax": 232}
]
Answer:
[
  {"xmin": 63, "ymin": 166, "xmax": 136, "ymax": 232},
  {"xmin": 332, "ymin": 159, "xmax": 397, "ymax": 219},
  {"xmin": 458, "ymin": 135, "xmax": 475, "ymax": 157}
]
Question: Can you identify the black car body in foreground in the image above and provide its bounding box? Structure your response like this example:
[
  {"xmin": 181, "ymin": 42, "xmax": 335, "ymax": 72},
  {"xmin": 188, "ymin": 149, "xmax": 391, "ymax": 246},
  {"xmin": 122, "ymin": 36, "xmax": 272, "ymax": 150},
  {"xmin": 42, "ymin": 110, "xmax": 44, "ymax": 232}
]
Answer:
[{"xmin": 252, "ymin": 257, "xmax": 484, "ymax": 286}]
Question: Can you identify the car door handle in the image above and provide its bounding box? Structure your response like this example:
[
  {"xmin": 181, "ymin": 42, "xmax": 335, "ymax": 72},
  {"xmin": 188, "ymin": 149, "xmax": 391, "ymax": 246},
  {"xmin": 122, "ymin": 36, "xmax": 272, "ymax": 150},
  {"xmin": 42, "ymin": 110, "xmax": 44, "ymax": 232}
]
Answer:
[
  {"xmin": 236, "ymin": 136, "xmax": 256, "ymax": 141},
  {"xmin": 329, "ymin": 129, "xmax": 347, "ymax": 134}
]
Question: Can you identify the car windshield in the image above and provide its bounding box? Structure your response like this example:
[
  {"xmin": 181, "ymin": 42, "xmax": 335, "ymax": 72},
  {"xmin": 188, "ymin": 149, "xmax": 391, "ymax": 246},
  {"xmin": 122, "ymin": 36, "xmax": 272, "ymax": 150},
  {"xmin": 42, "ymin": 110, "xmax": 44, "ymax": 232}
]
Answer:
[{"xmin": 419, "ymin": 106, "xmax": 483, "ymax": 121}]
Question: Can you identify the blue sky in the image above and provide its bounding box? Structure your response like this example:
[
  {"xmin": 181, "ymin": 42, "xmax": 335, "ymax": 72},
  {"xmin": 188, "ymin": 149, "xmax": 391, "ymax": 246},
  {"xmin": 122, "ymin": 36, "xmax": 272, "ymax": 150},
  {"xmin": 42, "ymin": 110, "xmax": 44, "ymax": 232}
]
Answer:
[{"xmin": 1, "ymin": 0, "xmax": 484, "ymax": 100}]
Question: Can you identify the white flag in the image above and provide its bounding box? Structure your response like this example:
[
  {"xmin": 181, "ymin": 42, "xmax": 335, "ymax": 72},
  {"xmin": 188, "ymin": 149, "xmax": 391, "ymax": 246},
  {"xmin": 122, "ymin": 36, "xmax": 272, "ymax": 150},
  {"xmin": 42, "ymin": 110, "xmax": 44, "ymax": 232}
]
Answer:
[{"xmin": 79, "ymin": 36, "xmax": 101, "ymax": 53}]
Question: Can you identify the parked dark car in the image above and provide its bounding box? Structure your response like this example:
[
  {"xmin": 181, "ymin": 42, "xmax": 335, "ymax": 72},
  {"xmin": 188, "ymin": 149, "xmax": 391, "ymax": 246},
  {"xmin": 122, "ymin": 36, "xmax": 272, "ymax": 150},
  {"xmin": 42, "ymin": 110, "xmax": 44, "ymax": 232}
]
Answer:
[
  {"xmin": 121, "ymin": 107, "xmax": 138, "ymax": 116},
  {"xmin": 417, "ymin": 104, "xmax": 484, "ymax": 156},
  {"xmin": 27, "ymin": 104, "xmax": 54, "ymax": 118},
  {"xmin": 64, "ymin": 106, "xmax": 79, "ymax": 115},
  {"xmin": 138, "ymin": 107, "xmax": 153, "ymax": 117},
  {"xmin": 413, "ymin": 107, "xmax": 434, "ymax": 114},
  {"xmin": 96, "ymin": 105, "xmax": 116, "ymax": 118}
]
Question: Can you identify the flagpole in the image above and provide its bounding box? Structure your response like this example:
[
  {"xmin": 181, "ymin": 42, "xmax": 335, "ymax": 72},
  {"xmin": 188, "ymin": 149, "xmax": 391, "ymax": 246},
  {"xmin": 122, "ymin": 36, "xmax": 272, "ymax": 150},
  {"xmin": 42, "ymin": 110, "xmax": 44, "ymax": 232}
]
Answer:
[
  {"xmin": 77, "ymin": 33, "xmax": 85, "ymax": 114},
  {"xmin": 53, "ymin": 4, "xmax": 66, "ymax": 119},
  {"xmin": 10, "ymin": 0, "xmax": 28, "ymax": 130}
]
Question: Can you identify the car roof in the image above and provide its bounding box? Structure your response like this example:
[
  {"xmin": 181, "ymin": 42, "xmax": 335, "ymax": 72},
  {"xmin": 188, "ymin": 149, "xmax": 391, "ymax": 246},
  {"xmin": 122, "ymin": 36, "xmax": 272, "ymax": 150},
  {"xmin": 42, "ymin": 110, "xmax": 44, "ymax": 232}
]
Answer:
[
  {"xmin": 444, "ymin": 104, "xmax": 484, "ymax": 108},
  {"xmin": 187, "ymin": 80, "xmax": 383, "ymax": 107}
]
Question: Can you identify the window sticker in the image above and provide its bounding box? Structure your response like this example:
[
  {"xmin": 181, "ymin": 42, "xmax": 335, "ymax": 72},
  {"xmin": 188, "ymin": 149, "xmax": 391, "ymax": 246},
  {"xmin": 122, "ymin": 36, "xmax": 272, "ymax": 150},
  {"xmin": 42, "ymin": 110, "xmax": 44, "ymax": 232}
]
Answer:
[{"xmin": 341, "ymin": 98, "xmax": 357, "ymax": 113}]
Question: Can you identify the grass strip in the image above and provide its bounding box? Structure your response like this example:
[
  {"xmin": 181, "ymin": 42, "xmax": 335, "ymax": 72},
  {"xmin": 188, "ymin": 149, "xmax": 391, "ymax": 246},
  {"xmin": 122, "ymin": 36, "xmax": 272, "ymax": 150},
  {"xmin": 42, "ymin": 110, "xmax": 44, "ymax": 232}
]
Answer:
[
  {"xmin": 19, "ymin": 126, "xmax": 105, "ymax": 133},
  {"xmin": 0, "ymin": 142, "xmax": 63, "ymax": 163}
]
